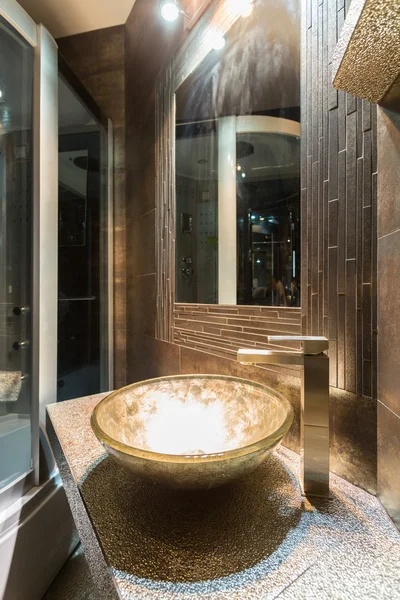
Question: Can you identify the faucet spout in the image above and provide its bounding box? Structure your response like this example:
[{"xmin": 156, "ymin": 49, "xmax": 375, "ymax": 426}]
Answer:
[
  {"xmin": 238, "ymin": 348, "xmax": 304, "ymax": 367},
  {"xmin": 237, "ymin": 335, "xmax": 330, "ymax": 499}
]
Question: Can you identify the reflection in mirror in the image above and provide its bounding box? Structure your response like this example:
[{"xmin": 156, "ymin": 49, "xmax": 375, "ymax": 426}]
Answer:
[{"xmin": 175, "ymin": 0, "xmax": 300, "ymax": 307}]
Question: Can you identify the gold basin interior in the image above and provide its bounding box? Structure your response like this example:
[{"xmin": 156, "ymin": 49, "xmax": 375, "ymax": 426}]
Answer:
[{"xmin": 91, "ymin": 375, "xmax": 294, "ymax": 489}]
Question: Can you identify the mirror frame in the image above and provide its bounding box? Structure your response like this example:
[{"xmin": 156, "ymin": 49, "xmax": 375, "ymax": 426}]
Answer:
[{"xmin": 155, "ymin": 0, "xmax": 302, "ymax": 347}]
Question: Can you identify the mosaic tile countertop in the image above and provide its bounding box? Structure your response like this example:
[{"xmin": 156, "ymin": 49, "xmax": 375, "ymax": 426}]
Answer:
[{"xmin": 47, "ymin": 393, "xmax": 400, "ymax": 600}]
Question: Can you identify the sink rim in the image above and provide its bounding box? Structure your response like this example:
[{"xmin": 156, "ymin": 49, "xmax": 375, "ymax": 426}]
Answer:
[{"xmin": 91, "ymin": 374, "xmax": 294, "ymax": 464}]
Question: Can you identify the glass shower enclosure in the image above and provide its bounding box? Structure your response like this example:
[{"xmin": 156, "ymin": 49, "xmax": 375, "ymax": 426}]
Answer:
[
  {"xmin": 57, "ymin": 62, "xmax": 113, "ymax": 402},
  {"xmin": 0, "ymin": 13, "xmax": 34, "ymax": 499},
  {"xmin": 0, "ymin": 0, "xmax": 113, "ymax": 517}
]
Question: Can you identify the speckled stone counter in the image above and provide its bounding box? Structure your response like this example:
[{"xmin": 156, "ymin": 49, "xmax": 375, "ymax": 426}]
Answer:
[{"xmin": 47, "ymin": 393, "xmax": 400, "ymax": 600}]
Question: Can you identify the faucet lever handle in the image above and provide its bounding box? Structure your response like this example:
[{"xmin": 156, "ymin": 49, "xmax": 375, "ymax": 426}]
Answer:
[{"xmin": 267, "ymin": 335, "xmax": 328, "ymax": 355}]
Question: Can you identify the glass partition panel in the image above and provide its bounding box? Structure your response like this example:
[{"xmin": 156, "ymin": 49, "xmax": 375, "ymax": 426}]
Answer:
[
  {"xmin": 0, "ymin": 15, "xmax": 34, "ymax": 490},
  {"xmin": 57, "ymin": 76, "xmax": 111, "ymax": 401}
]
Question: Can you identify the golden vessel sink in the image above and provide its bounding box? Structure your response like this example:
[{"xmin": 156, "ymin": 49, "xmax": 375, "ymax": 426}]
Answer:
[{"xmin": 91, "ymin": 375, "xmax": 293, "ymax": 490}]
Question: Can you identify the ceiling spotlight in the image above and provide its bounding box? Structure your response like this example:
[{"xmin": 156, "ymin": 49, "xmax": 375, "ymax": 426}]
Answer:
[
  {"xmin": 236, "ymin": 164, "xmax": 242, "ymax": 171},
  {"xmin": 211, "ymin": 33, "xmax": 226, "ymax": 50},
  {"xmin": 160, "ymin": 0, "xmax": 180, "ymax": 21},
  {"xmin": 241, "ymin": 172, "xmax": 246, "ymax": 178}
]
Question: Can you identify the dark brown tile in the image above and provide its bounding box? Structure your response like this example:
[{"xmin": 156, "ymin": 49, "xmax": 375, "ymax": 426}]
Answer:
[
  {"xmin": 130, "ymin": 209, "xmax": 155, "ymax": 276},
  {"xmin": 378, "ymin": 401, "xmax": 400, "ymax": 530},
  {"xmin": 127, "ymin": 336, "xmax": 180, "ymax": 384},
  {"xmin": 113, "ymin": 126, "xmax": 126, "ymax": 172},
  {"xmin": 330, "ymin": 388, "xmax": 377, "ymax": 494},
  {"xmin": 377, "ymin": 109, "xmax": 400, "ymax": 238},
  {"xmin": 362, "ymin": 99, "xmax": 371, "ymax": 132},
  {"xmin": 83, "ymin": 70, "xmax": 125, "ymax": 126},
  {"xmin": 362, "ymin": 130, "xmax": 372, "ymax": 207},
  {"xmin": 345, "ymin": 260, "xmax": 356, "ymax": 394},
  {"xmin": 58, "ymin": 28, "xmax": 125, "ymax": 127},
  {"xmin": 126, "ymin": 158, "xmax": 156, "ymax": 221},
  {"xmin": 362, "ymin": 205, "xmax": 372, "ymax": 284},
  {"xmin": 346, "ymin": 111, "xmax": 357, "ymax": 259},
  {"xmin": 114, "ymin": 275, "xmax": 126, "ymax": 332},
  {"xmin": 126, "ymin": 274, "xmax": 156, "ymax": 340},
  {"xmin": 378, "ymin": 229, "xmax": 400, "ymax": 416},
  {"xmin": 337, "ymin": 294, "xmax": 346, "ymax": 389},
  {"xmin": 114, "ymin": 331, "xmax": 127, "ymax": 389},
  {"xmin": 58, "ymin": 26, "xmax": 125, "ymax": 78},
  {"xmin": 337, "ymin": 150, "xmax": 346, "ymax": 293}
]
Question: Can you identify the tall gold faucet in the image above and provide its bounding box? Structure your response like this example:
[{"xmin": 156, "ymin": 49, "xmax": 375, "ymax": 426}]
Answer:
[{"xmin": 237, "ymin": 336, "xmax": 330, "ymax": 499}]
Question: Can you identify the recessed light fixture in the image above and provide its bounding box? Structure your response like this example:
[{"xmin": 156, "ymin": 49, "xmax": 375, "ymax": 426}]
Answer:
[
  {"xmin": 160, "ymin": 0, "xmax": 180, "ymax": 21},
  {"xmin": 211, "ymin": 33, "xmax": 226, "ymax": 50},
  {"xmin": 241, "ymin": 172, "xmax": 246, "ymax": 178},
  {"xmin": 236, "ymin": 164, "xmax": 242, "ymax": 171}
]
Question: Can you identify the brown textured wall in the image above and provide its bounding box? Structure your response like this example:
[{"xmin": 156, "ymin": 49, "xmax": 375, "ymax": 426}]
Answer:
[
  {"xmin": 301, "ymin": 0, "xmax": 377, "ymax": 491},
  {"xmin": 377, "ymin": 108, "xmax": 400, "ymax": 530},
  {"xmin": 125, "ymin": 0, "xmax": 378, "ymax": 492},
  {"xmin": 124, "ymin": 1, "xmax": 183, "ymax": 360},
  {"xmin": 58, "ymin": 26, "xmax": 127, "ymax": 389}
]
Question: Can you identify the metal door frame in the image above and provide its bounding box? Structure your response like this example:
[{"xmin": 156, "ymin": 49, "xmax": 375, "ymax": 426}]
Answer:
[{"xmin": 0, "ymin": 0, "xmax": 58, "ymax": 510}]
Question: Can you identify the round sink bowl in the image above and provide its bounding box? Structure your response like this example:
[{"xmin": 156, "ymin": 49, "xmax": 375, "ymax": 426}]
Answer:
[{"xmin": 91, "ymin": 374, "xmax": 293, "ymax": 490}]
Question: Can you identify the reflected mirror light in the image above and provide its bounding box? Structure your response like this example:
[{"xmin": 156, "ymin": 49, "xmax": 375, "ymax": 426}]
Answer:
[
  {"xmin": 160, "ymin": 0, "xmax": 180, "ymax": 21},
  {"xmin": 211, "ymin": 33, "xmax": 226, "ymax": 50}
]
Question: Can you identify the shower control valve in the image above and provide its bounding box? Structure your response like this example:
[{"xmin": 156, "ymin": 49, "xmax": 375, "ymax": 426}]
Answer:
[
  {"xmin": 13, "ymin": 340, "xmax": 30, "ymax": 351},
  {"xmin": 181, "ymin": 267, "xmax": 194, "ymax": 278}
]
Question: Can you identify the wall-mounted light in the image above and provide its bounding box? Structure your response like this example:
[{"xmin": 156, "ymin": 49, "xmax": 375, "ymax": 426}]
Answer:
[{"xmin": 160, "ymin": 0, "xmax": 180, "ymax": 21}]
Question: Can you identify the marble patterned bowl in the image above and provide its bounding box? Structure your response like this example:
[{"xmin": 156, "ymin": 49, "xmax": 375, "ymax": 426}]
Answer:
[{"xmin": 91, "ymin": 374, "xmax": 293, "ymax": 490}]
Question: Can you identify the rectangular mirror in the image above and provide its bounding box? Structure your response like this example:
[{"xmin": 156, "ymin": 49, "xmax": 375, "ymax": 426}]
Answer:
[{"xmin": 175, "ymin": 0, "xmax": 300, "ymax": 307}]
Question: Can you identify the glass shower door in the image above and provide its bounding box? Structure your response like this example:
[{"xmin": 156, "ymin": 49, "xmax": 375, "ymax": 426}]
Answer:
[
  {"xmin": 0, "ymin": 16, "xmax": 34, "ymax": 494},
  {"xmin": 57, "ymin": 71, "xmax": 112, "ymax": 402}
]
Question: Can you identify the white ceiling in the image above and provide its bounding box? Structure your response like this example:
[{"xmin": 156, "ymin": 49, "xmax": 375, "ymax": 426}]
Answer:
[{"xmin": 17, "ymin": 0, "xmax": 137, "ymax": 39}]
